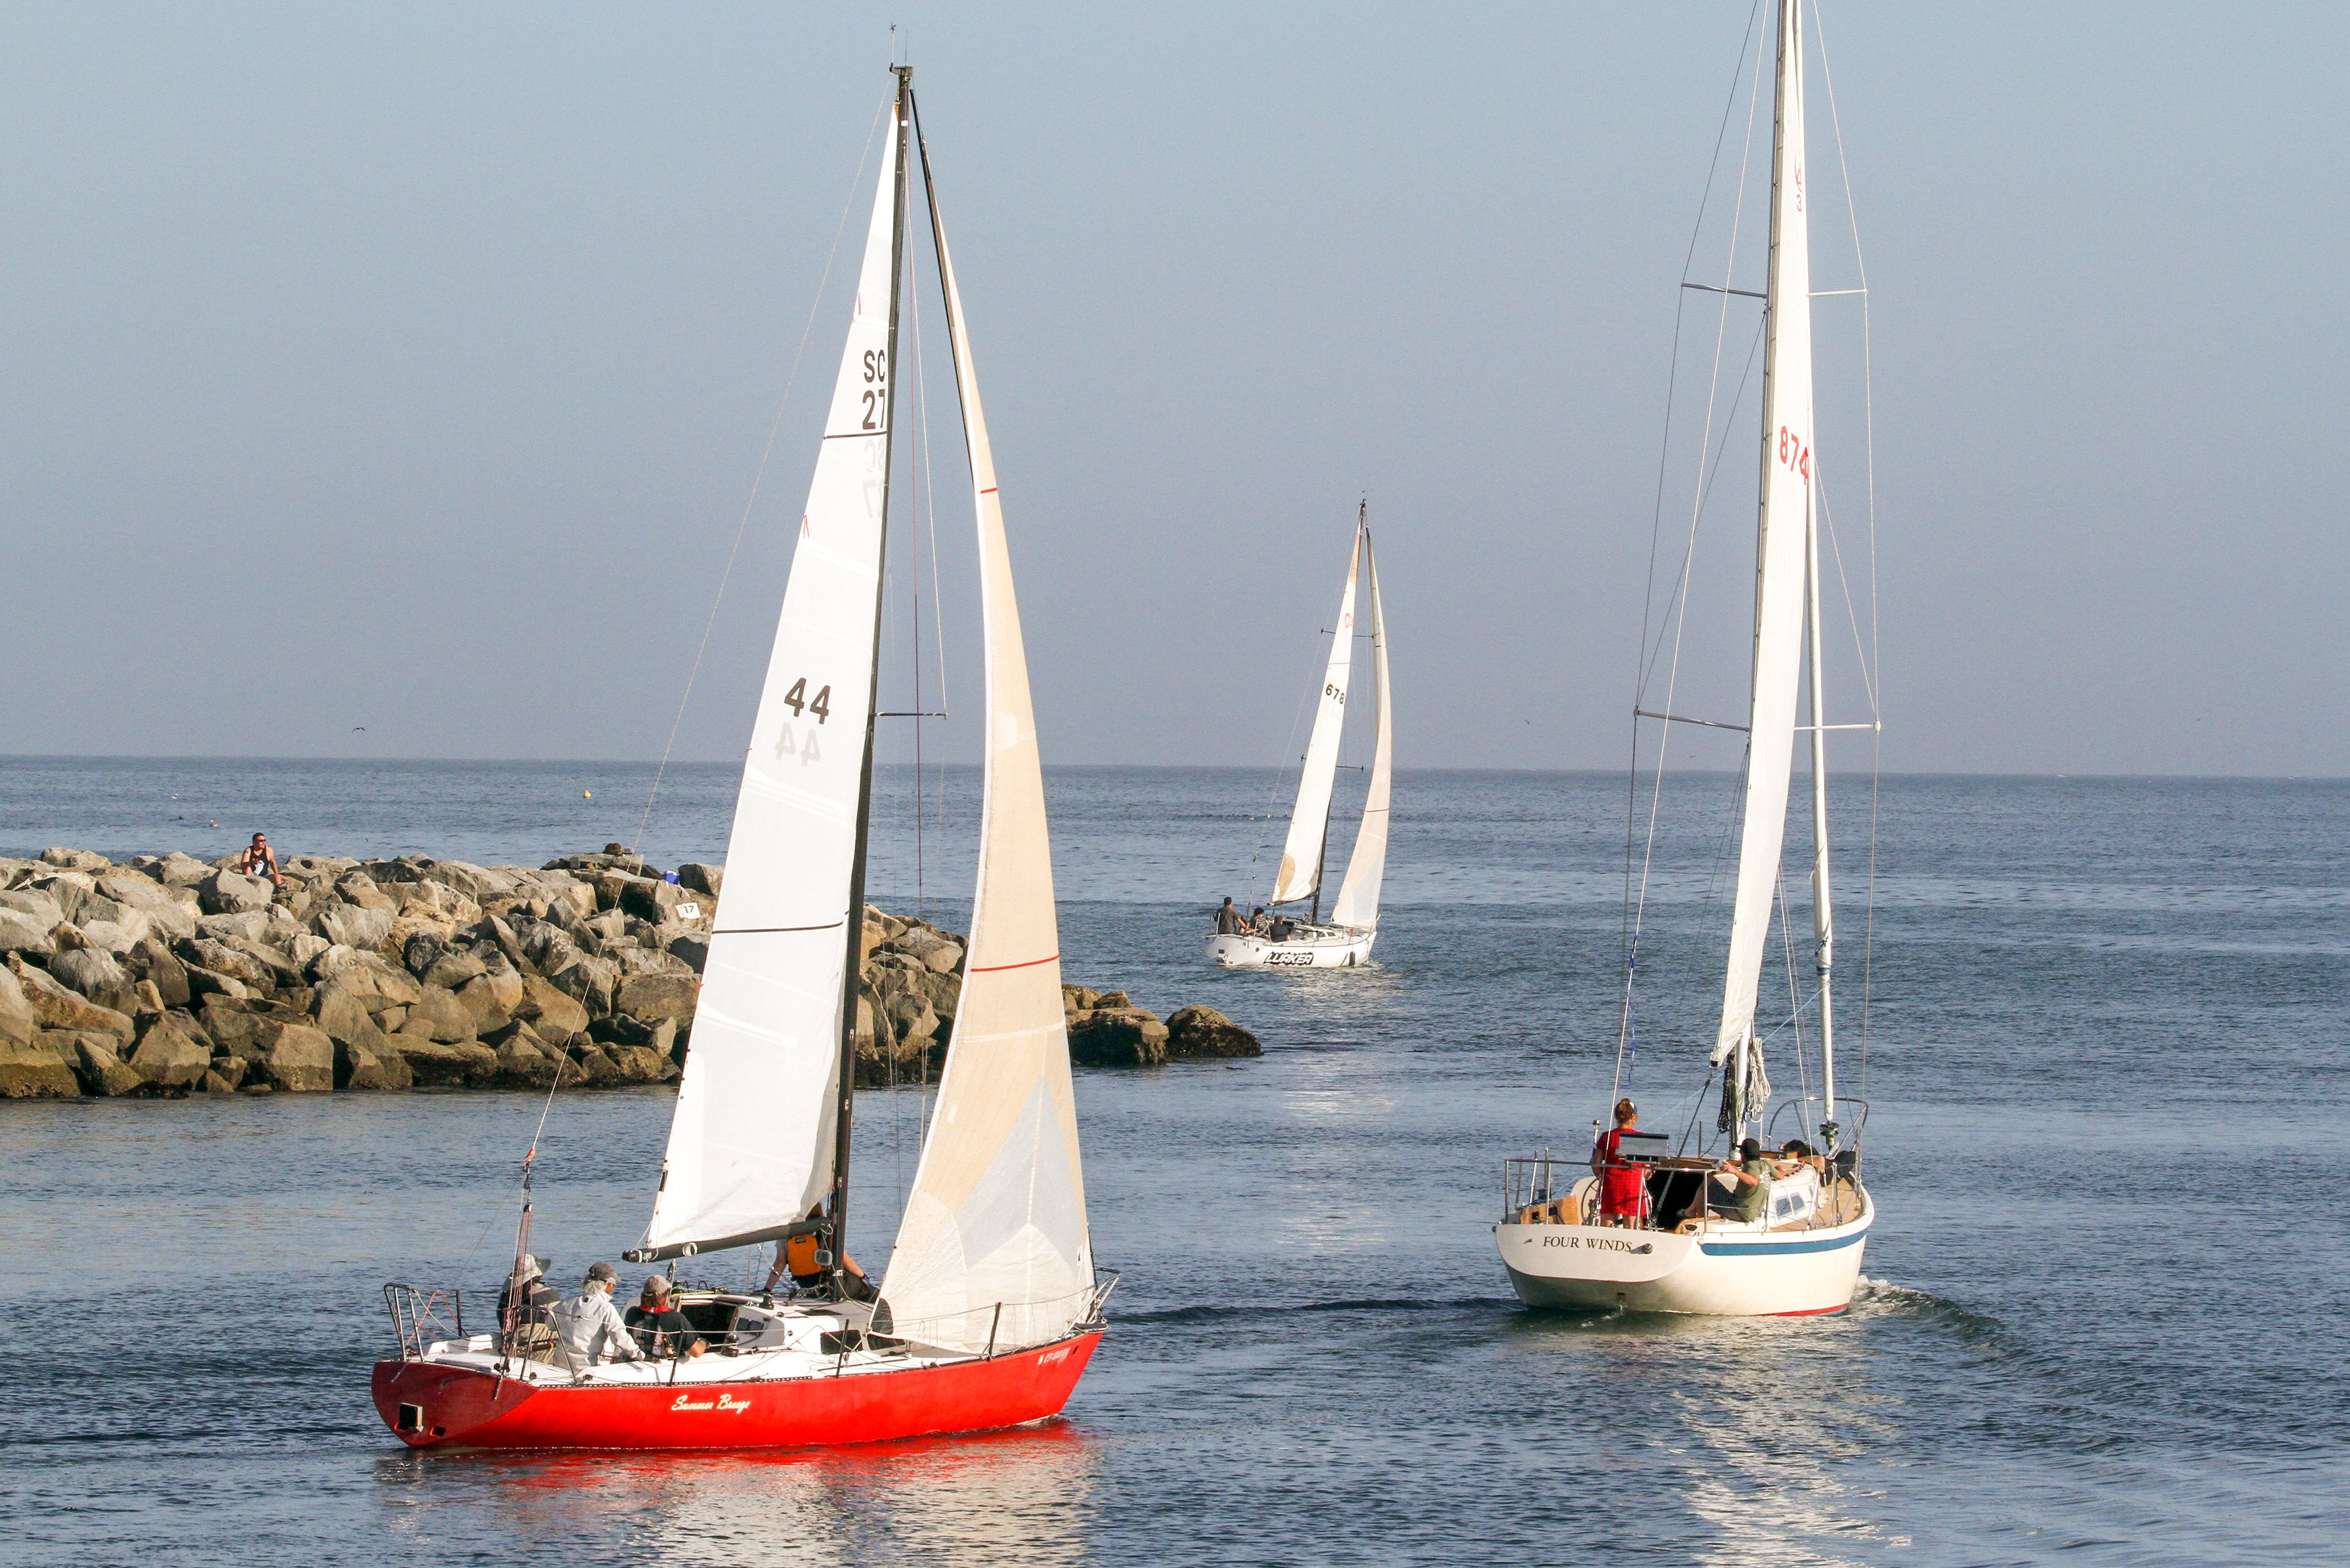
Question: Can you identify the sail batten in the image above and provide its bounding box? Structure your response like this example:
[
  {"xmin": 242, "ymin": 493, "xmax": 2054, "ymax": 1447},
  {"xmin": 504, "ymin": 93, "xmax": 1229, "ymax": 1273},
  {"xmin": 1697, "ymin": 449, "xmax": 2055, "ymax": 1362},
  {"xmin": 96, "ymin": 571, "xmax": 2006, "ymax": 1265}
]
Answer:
[
  {"xmin": 637, "ymin": 111, "xmax": 905, "ymax": 1261},
  {"xmin": 1271, "ymin": 534, "xmax": 1362, "ymax": 906},
  {"xmin": 1329, "ymin": 527, "xmax": 1390, "ymax": 932},
  {"xmin": 878, "ymin": 102, "xmax": 1092, "ymax": 1353},
  {"xmin": 1714, "ymin": 0, "xmax": 1815, "ymax": 1068}
]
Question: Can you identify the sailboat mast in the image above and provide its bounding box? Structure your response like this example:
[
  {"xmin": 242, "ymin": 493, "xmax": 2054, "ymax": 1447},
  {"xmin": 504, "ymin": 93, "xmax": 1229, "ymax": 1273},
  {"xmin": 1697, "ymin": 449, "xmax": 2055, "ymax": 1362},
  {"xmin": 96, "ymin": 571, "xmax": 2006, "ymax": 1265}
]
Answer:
[
  {"xmin": 826, "ymin": 65, "xmax": 914, "ymax": 1284},
  {"xmin": 1805, "ymin": 486, "xmax": 1838, "ymax": 1142}
]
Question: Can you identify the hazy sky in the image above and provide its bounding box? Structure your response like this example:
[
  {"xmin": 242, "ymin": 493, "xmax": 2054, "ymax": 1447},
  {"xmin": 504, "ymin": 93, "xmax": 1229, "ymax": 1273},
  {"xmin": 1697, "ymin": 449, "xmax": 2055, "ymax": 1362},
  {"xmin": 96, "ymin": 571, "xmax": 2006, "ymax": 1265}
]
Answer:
[{"xmin": 2, "ymin": 3, "xmax": 2343, "ymax": 775}]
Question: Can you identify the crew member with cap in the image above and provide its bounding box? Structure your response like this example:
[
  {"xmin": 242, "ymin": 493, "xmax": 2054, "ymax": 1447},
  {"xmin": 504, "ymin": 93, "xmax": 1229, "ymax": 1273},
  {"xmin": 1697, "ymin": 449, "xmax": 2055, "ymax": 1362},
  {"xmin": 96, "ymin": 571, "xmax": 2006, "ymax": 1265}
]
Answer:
[
  {"xmin": 549, "ymin": 1261, "xmax": 644, "ymax": 1364},
  {"xmin": 624, "ymin": 1276, "xmax": 707, "ymax": 1359}
]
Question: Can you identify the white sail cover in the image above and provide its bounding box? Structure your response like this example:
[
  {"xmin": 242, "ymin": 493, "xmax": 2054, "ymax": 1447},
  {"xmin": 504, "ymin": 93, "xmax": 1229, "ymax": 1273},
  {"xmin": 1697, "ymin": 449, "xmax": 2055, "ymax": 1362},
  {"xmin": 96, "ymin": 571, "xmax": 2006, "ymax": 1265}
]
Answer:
[
  {"xmin": 880, "ymin": 166, "xmax": 1092, "ymax": 1353},
  {"xmin": 1714, "ymin": 0, "xmax": 1815, "ymax": 1066},
  {"xmin": 1329, "ymin": 533, "xmax": 1390, "ymax": 932},
  {"xmin": 640, "ymin": 119, "xmax": 903, "ymax": 1257},
  {"xmin": 1271, "ymin": 533, "xmax": 1360, "ymax": 905}
]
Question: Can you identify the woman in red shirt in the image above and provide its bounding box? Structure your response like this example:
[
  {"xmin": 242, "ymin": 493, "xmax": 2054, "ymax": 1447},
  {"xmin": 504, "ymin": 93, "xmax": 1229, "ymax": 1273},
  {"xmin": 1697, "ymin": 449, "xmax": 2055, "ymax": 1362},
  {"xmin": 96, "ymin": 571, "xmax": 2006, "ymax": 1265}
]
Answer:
[{"xmin": 1592, "ymin": 1098, "xmax": 1650, "ymax": 1228}]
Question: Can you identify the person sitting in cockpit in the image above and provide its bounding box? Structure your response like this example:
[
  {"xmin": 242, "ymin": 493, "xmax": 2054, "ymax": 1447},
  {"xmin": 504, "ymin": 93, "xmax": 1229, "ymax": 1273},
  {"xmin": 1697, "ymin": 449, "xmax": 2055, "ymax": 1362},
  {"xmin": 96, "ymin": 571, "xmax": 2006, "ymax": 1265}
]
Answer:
[
  {"xmin": 625, "ymin": 1275, "xmax": 706, "ymax": 1359},
  {"xmin": 549, "ymin": 1261, "xmax": 644, "ymax": 1363},
  {"xmin": 1677, "ymin": 1138, "xmax": 1776, "ymax": 1232}
]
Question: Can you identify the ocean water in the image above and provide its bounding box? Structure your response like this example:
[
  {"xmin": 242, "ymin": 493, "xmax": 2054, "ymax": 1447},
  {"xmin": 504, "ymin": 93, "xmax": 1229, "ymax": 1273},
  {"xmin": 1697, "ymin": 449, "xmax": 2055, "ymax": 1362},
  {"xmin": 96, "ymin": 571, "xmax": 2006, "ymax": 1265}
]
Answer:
[{"xmin": 1, "ymin": 760, "xmax": 2345, "ymax": 1565}]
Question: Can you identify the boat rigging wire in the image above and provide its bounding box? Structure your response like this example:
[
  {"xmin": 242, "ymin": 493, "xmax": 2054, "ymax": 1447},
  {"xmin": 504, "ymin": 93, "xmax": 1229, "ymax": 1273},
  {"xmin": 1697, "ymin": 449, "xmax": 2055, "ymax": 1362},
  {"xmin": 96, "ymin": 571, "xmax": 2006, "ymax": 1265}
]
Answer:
[
  {"xmin": 1809, "ymin": 0, "xmax": 1883, "ymax": 1104},
  {"xmin": 631, "ymin": 96, "xmax": 891, "ymax": 860}
]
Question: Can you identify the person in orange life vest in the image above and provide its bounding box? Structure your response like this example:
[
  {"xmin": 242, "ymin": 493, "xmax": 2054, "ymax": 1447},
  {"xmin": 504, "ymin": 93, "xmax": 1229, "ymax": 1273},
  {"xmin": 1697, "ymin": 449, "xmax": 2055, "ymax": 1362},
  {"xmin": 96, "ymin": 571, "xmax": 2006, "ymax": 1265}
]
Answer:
[
  {"xmin": 1592, "ymin": 1097, "xmax": 1651, "ymax": 1227},
  {"xmin": 764, "ymin": 1202, "xmax": 874, "ymax": 1301}
]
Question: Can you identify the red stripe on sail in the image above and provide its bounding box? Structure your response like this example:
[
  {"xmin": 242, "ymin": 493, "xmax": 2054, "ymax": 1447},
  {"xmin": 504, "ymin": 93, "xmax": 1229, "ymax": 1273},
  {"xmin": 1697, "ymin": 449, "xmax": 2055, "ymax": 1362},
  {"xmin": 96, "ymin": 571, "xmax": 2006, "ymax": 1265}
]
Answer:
[{"xmin": 969, "ymin": 953, "xmax": 1058, "ymax": 973}]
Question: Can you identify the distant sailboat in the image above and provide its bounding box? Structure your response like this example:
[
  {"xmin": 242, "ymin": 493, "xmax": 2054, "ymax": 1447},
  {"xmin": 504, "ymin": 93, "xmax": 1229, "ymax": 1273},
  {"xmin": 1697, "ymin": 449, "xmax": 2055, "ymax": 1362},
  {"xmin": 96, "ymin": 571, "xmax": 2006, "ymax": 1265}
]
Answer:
[
  {"xmin": 1208, "ymin": 504, "xmax": 1391, "ymax": 969},
  {"xmin": 374, "ymin": 66, "xmax": 1112, "ymax": 1450},
  {"xmin": 1497, "ymin": 0, "xmax": 1876, "ymax": 1315}
]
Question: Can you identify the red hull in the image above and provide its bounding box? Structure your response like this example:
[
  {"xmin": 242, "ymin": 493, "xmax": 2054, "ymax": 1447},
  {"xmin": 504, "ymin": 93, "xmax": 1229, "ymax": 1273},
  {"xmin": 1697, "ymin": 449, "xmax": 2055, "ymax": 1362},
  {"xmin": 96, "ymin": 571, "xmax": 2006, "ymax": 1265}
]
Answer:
[{"xmin": 372, "ymin": 1333, "xmax": 1102, "ymax": 1453}]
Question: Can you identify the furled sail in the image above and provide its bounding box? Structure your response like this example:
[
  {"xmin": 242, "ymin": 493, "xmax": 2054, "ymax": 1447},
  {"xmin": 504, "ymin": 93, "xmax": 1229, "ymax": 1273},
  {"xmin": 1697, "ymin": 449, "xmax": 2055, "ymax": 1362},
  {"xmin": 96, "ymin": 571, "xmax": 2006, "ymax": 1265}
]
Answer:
[
  {"xmin": 879, "ymin": 131, "xmax": 1092, "ymax": 1353},
  {"xmin": 1271, "ymin": 533, "xmax": 1360, "ymax": 906},
  {"xmin": 1329, "ymin": 529, "xmax": 1389, "ymax": 932},
  {"xmin": 1714, "ymin": 0, "xmax": 1815, "ymax": 1068},
  {"xmin": 638, "ymin": 118, "xmax": 903, "ymax": 1259}
]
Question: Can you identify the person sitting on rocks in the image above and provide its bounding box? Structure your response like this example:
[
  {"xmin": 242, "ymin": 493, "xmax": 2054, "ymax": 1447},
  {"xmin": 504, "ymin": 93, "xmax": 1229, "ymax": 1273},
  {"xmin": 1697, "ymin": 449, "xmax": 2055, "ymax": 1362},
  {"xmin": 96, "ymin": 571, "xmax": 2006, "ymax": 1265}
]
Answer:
[
  {"xmin": 764, "ymin": 1203, "xmax": 876, "ymax": 1302},
  {"xmin": 237, "ymin": 832, "xmax": 282, "ymax": 887},
  {"xmin": 624, "ymin": 1276, "xmax": 706, "ymax": 1359},
  {"xmin": 549, "ymin": 1261, "xmax": 644, "ymax": 1364},
  {"xmin": 1215, "ymin": 897, "xmax": 1244, "ymax": 936}
]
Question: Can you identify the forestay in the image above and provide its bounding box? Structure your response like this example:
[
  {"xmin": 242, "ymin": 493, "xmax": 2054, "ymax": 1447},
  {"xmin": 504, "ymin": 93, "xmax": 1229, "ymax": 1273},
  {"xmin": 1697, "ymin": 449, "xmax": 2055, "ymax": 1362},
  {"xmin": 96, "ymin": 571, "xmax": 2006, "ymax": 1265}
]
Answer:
[
  {"xmin": 1271, "ymin": 535, "xmax": 1360, "ymax": 905},
  {"xmin": 639, "ymin": 121, "xmax": 903, "ymax": 1259},
  {"xmin": 1714, "ymin": 0, "xmax": 1815, "ymax": 1068},
  {"xmin": 880, "ymin": 138, "xmax": 1092, "ymax": 1353},
  {"xmin": 1329, "ymin": 533, "xmax": 1390, "ymax": 932}
]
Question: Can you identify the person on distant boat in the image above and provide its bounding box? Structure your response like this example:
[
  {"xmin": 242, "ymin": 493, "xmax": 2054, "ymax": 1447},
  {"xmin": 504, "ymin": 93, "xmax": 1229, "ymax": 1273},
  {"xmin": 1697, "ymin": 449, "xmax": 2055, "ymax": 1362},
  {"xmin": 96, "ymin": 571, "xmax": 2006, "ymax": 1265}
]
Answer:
[
  {"xmin": 1249, "ymin": 906, "xmax": 1273, "ymax": 937},
  {"xmin": 1591, "ymin": 1098, "xmax": 1651, "ymax": 1228},
  {"xmin": 764, "ymin": 1202, "xmax": 876, "ymax": 1302},
  {"xmin": 1678, "ymin": 1138, "xmax": 1776, "ymax": 1232},
  {"xmin": 624, "ymin": 1276, "xmax": 707, "ymax": 1359},
  {"xmin": 237, "ymin": 832, "xmax": 282, "ymax": 887},
  {"xmin": 549, "ymin": 1261, "xmax": 644, "ymax": 1364},
  {"xmin": 1215, "ymin": 897, "xmax": 1244, "ymax": 935}
]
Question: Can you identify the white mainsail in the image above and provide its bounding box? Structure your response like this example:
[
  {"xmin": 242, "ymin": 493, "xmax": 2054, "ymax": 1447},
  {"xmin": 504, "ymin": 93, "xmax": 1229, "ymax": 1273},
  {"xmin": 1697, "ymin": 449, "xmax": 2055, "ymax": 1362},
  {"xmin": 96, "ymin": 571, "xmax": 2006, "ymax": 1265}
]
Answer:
[
  {"xmin": 879, "ymin": 146, "xmax": 1092, "ymax": 1353},
  {"xmin": 1714, "ymin": 0, "xmax": 1815, "ymax": 1070},
  {"xmin": 640, "ymin": 117, "xmax": 903, "ymax": 1258},
  {"xmin": 1271, "ymin": 533, "xmax": 1361, "ymax": 906},
  {"xmin": 1329, "ymin": 531, "xmax": 1390, "ymax": 932}
]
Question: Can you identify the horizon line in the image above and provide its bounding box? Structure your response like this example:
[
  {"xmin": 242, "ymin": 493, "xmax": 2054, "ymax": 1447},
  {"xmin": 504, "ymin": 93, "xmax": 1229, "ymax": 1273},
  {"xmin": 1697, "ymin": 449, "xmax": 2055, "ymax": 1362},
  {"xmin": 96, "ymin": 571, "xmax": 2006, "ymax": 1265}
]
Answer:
[{"xmin": 1, "ymin": 753, "xmax": 2343, "ymax": 785}]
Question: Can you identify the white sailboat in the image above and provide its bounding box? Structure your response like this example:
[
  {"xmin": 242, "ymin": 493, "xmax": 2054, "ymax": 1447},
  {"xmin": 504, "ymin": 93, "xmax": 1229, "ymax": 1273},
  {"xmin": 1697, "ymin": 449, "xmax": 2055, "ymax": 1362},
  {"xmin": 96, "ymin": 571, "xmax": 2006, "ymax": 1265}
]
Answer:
[
  {"xmin": 375, "ymin": 67, "xmax": 1111, "ymax": 1450},
  {"xmin": 1207, "ymin": 504, "xmax": 1392, "ymax": 969},
  {"xmin": 1497, "ymin": 0, "xmax": 1876, "ymax": 1316}
]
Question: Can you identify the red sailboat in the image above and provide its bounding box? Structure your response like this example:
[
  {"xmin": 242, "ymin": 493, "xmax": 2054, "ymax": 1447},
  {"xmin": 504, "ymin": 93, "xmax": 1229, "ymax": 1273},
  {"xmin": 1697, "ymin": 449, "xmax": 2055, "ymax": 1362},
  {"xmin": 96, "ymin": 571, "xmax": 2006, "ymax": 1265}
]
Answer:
[{"xmin": 375, "ymin": 65, "xmax": 1111, "ymax": 1451}]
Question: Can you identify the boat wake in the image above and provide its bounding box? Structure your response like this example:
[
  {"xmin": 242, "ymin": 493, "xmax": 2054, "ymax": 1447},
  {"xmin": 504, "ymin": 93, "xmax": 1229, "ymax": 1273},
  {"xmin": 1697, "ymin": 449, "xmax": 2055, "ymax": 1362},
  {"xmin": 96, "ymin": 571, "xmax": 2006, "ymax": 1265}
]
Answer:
[
  {"xmin": 1120, "ymin": 1295, "xmax": 1517, "ymax": 1327},
  {"xmin": 1850, "ymin": 1275, "xmax": 2003, "ymax": 1340}
]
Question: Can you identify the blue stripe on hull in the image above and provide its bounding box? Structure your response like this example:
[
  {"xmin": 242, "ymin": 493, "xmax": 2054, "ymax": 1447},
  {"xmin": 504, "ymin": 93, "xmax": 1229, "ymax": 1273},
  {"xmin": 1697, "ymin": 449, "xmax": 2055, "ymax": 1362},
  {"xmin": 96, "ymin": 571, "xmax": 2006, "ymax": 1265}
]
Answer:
[{"xmin": 1699, "ymin": 1225, "xmax": 1869, "ymax": 1258}]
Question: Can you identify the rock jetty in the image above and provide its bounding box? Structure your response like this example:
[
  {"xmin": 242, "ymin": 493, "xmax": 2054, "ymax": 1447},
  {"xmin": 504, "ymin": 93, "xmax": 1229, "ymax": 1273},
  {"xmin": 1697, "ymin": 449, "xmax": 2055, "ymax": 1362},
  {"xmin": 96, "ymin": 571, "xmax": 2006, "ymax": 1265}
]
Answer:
[{"xmin": 0, "ymin": 845, "xmax": 1259, "ymax": 1101}]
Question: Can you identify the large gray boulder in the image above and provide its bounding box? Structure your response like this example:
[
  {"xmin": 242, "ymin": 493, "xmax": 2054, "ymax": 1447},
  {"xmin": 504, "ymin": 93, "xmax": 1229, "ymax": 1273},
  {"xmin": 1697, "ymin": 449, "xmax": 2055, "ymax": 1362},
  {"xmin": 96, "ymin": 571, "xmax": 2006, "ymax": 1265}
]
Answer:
[
  {"xmin": 128, "ymin": 1016, "xmax": 213, "ymax": 1088},
  {"xmin": 177, "ymin": 938, "xmax": 277, "ymax": 992},
  {"xmin": 155, "ymin": 852, "xmax": 214, "ymax": 887},
  {"xmin": 67, "ymin": 1034, "xmax": 144, "ymax": 1096},
  {"xmin": 1165, "ymin": 1004, "xmax": 1263, "ymax": 1059},
  {"xmin": 309, "ymin": 947, "xmax": 422, "ymax": 1008},
  {"xmin": 0, "ymin": 887, "xmax": 67, "ymax": 930},
  {"xmin": 50, "ymin": 947, "xmax": 129, "ymax": 999},
  {"xmin": 887, "ymin": 928, "xmax": 964, "ymax": 973},
  {"xmin": 6, "ymin": 957, "xmax": 133, "ymax": 1043},
  {"xmin": 195, "ymin": 910, "xmax": 272, "ymax": 945},
  {"xmin": 404, "ymin": 986, "xmax": 477, "ymax": 1044},
  {"xmin": 455, "ymin": 963, "xmax": 522, "ymax": 1031},
  {"xmin": 676, "ymin": 863, "xmax": 724, "ymax": 899},
  {"xmin": 332, "ymin": 871, "xmax": 397, "ymax": 911},
  {"xmin": 548, "ymin": 954, "xmax": 620, "ymax": 1016},
  {"xmin": 615, "ymin": 971, "xmax": 698, "ymax": 1025},
  {"xmin": 518, "ymin": 973, "xmax": 589, "ymax": 1044},
  {"xmin": 0, "ymin": 909, "xmax": 54, "ymax": 955},
  {"xmin": 199, "ymin": 870, "xmax": 275, "ymax": 915},
  {"xmin": 96, "ymin": 875, "xmax": 198, "ymax": 940},
  {"xmin": 311, "ymin": 981, "xmax": 398, "ymax": 1057},
  {"xmin": 1066, "ymin": 1006, "xmax": 1170, "ymax": 1068},
  {"xmin": 0, "ymin": 1037, "xmax": 77, "ymax": 1097},
  {"xmin": 311, "ymin": 903, "xmax": 393, "ymax": 951},
  {"xmin": 392, "ymin": 1037, "xmax": 498, "ymax": 1088},
  {"xmin": 255, "ymin": 1021, "xmax": 334, "ymax": 1091},
  {"xmin": 131, "ymin": 940, "xmax": 193, "ymax": 1008},
  {"xmin": 0, "ymin": 967, "xmax": 38, "ymax": 1046},
  {"xmin": 39, "ymin": 847, "xmax": 109, "ymax": 872}
]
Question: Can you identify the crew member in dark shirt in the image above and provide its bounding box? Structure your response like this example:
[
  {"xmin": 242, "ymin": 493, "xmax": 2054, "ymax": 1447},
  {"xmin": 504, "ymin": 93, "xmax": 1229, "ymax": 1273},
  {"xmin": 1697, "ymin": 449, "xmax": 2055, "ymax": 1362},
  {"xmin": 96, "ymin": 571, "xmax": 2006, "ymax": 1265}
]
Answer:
[{"xmin": 624, "ymin": 1276, "xmax": 706, "ymax": 1358}]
